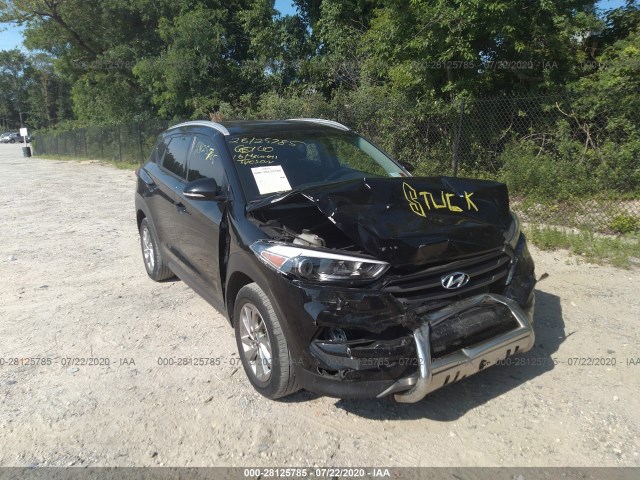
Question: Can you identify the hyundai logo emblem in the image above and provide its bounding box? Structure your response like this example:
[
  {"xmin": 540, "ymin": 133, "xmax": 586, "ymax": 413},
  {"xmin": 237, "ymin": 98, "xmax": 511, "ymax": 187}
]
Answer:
[{"xmin": 441, "ymin": 272, "xmax": 470, "ymax": 290}]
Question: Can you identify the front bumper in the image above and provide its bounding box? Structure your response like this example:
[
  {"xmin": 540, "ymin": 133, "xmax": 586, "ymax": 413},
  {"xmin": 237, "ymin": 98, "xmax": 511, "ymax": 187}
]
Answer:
[
  {"xmin": 261, "ymin": 236, "xmax": 536, "ymax": 400},
  {"xmin": 377, "ymin": 293, "xmax": 535, "ymax": 403},
  {"xmin": 277, "ymin": 282, "xmax": 535, "ymax": 400}
]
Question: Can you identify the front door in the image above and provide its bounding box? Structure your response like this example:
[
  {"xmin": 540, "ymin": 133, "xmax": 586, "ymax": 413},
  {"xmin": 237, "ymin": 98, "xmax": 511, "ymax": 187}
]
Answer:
[{"xmin": 172, "ymin": 133, "xmax": 228, "ymax": 303}]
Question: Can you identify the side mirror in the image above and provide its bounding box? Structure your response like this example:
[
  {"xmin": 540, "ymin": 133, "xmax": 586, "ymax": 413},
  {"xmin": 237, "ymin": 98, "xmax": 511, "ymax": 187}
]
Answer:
[
  {"xmin": 183, "ymin": 178, "xmax": 224, "ymax": 200},
  {"xmin": 400, "ymin": 161, "xmax": 416, "ymax": 173}
]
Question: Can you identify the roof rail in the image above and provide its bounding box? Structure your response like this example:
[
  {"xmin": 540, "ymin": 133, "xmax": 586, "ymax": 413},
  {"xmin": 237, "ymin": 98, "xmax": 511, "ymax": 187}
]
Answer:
[
  {"xmin": 287, "ymin": 118, "xmax": 350, "ymax": 131},
  {"xmin": 168, "ymin": 120, "xmax": 230, "ymax": 136}
]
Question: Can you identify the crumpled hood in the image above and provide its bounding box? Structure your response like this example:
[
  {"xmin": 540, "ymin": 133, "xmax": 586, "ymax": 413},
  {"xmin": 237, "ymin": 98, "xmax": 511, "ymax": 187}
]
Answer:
[{"xmin": 250, "ymin": 177, "xmax": 512, "ymax": 267}]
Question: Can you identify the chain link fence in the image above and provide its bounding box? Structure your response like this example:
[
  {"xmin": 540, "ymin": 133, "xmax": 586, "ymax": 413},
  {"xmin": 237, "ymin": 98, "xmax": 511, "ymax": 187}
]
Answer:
[
  {"xmin": 33, "ymin": 93, "xmax": 639, "ymax": 234},
  {"xmin": 34, "ymin": 119, "xmax": 170, "ymax": 164}
]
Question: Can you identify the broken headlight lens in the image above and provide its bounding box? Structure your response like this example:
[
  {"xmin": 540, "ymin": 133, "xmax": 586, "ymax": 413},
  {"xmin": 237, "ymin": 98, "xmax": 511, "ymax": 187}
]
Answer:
[
  {"xmin": 505, "ymin": 212, "xmax": 521, "ymax": 249},
  {"xmin": 251, "ymin": 241, "xmax": 390, "ymax": 284}
]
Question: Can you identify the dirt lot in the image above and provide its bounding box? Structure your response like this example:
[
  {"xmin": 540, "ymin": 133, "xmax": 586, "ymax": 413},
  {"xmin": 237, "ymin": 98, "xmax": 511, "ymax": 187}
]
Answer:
[{"xmin": 1, "ymin": 143, "xmax": 639, "ymax": 468}]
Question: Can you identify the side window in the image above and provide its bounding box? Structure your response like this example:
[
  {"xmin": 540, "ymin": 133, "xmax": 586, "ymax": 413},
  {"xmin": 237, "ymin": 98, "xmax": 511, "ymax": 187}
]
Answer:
[
  {"xmin": 162, "ymin": 135, "xmax": 192, "ymax": 179},
  {"xmin": 304, "ymin": 143, "xmax": 322, "ymax": 164},
  {"xmin": 154, "ymin": 136, "xmax": 167, "ymax": 164},
  {"xmin": 187, "ymin": 135, "xmax": 225, "ymax": 184},
  {"xmin": 328, "ymin": 136, "xmax": 386, "ymax": 176}
]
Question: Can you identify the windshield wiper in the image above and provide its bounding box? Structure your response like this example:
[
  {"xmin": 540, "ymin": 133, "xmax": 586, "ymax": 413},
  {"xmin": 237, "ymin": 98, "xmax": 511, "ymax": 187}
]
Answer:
[{"xmin": 247, "ymin": 190, "xmax": 300, "ymax": 212}]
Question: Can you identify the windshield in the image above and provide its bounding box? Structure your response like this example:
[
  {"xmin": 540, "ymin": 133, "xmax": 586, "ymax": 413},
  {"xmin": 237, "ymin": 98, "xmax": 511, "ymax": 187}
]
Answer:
[{"xmin": 226, "ymin": 130, "xmax": 407, "ymax": 202}]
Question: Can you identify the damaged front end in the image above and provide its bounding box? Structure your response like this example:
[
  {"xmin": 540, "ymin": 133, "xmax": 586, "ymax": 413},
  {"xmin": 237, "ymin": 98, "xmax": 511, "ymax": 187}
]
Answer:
[
  {"xmin": 275, "ymin": 240, "xmax": 536, "ymax": 402},
  {"xmin": 248, "ymin": 177, "xmax": 537, "ymax": 402},
  {"xmin": 379, "ymin": 294, "xmax": 535, "ymax": 403}
]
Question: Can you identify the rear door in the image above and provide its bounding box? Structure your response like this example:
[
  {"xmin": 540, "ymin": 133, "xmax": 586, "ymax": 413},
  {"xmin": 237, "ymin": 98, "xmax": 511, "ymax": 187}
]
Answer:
[{"xmin": 172, "ymin": 133, "xmax": 228, "ymax": 302}]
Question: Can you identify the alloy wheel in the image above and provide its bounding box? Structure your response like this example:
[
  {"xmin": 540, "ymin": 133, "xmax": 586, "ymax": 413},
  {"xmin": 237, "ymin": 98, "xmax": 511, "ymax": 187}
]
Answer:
[
  {"xmin": 239, "ymin": 303, "xmax": 273, "ymax": 382},
  {"xmin": 141, "ymin": 226, "xmax": 155, "ymax": 271}
]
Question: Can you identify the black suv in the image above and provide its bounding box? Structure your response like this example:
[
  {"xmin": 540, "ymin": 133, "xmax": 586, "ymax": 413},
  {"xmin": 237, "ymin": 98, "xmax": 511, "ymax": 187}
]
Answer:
[{"xmin": 135, "ymin": 119, "xmax": 536, "ymax": 402}]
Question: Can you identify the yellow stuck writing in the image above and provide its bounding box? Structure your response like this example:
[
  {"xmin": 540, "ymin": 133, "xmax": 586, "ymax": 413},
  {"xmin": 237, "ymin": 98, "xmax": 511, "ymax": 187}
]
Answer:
[{"xmin": 402, "ymin": 182, "xmax": 478, "ymax": 218}]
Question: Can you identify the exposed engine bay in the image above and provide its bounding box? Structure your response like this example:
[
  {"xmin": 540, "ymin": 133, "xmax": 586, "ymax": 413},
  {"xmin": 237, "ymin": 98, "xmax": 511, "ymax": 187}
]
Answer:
[{"xmin": 250, "ymin": 203, "xmax": 356, "ymax": 252}]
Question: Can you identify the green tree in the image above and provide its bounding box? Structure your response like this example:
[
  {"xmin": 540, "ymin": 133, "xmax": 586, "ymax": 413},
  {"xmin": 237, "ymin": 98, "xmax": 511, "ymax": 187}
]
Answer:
[
  {"xmin": 133, "ymin": 1, "xmax": 258, "ymax": 120},
  {"xmin": 26, "ymin": 53, "xmax": 71, "ymax": 128},
  {"xmin": 239, "ymin": 0, "xmax": 314, "ymax": 92},
  {"xmin": 1, "ymin": 0, "xmax": 284, "ymax": 121},
  {"xmin": 570, "ymin": 23, "xmax": 640, "ymax": 191},
  {"xmin": 0, "ymin": 49, "xmax": 29, "ymax": 128},
  {"xmin": 359, "ymin": 0, "xmax": 600, "ymax": 100},
  {"xmin": 1, "ymin": 0, "xmax": 634, "ymax": 127},
  {"xmin": 596, "ymin": 0, "xmax": 640, "ymax": 50},
  {"xmin": 306, "ymin": 0, "xmax": 379, "ymax": 93},
  {"xmin": 0, "ymin": 0, "xmax": 147, "ymax": 121},
  {"xmin": 1, "ymin": 0, "xmax": 168, "ymax": 121}
]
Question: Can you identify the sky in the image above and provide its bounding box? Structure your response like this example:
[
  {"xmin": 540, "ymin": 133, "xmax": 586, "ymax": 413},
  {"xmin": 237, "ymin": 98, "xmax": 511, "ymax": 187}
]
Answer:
[{"xmin": 0, "ymin": 0, "xmax": 630, "ymax": 52}]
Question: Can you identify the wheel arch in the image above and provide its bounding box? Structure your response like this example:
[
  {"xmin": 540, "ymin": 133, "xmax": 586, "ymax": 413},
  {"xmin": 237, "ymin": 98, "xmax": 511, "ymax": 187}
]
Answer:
[
  {"xmin": 136, "ymin": 209, "xmax": 146, "ymax": 231},
  {"xmin": 225, "ymin": 272, "xmax": 255, "ymax": 326}
]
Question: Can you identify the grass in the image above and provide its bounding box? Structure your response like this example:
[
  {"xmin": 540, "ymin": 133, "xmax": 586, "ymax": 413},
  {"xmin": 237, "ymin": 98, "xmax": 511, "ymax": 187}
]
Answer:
[
  {"xmin": 33, "ymin": 153, "xmax": 139, "ymax": 170},
  {"xmin": 526, "ymin": 224, "xmax": 640, "ymax": 269}
]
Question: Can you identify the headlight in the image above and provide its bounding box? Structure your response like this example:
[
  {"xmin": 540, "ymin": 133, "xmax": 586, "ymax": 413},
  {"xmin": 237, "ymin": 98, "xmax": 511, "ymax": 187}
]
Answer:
[
  {"xmin": 505, "ymin": 212, "xmax": 521, "ymax": 249},
  {"xmin": 251, "ymin": 241, "xmax": 390, "ymax": 285}
]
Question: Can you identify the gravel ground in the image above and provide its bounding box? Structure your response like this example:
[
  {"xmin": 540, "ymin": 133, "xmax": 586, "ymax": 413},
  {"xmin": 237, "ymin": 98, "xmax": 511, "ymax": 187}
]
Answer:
[{"xmin": 1, "ymin": 143, "xmax": 639, "ymax": 467}]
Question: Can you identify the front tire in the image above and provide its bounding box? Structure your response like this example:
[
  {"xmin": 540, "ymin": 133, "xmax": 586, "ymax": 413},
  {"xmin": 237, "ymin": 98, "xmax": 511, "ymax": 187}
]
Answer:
[
  {"xmin": 139, "ymin": 217, "xmax": 174, "ymax": 281},
  {"xmin": 234, "ymin": 283, "xmax": 299, "ymax": 399}
]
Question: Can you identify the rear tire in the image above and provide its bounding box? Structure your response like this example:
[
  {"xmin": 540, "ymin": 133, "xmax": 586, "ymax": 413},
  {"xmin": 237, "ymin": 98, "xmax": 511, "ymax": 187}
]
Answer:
[
  {"xmin": 234, "ymin": 283, "xmax": 300, "ymax": 399},
  {"xmin": 139, "ymin": 218, "xmax": 174, "ymax": 281}
]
